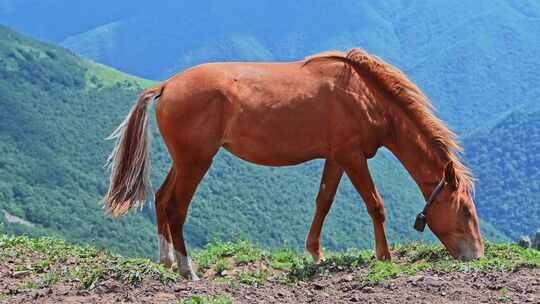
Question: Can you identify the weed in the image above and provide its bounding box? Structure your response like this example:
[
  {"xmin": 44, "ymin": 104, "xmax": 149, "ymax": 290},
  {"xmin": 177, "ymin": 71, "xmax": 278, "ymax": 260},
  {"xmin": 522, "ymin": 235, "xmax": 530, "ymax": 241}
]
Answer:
[
  {"xmin": 238, "ymin": 269, "xmax": 269, "ymax": 285},
  {"xmin": 363, "ymin": 261, "xmax": 429, "ymax": 283},
  {"xmin": 195, "ymin": 240, "xmax": 263, "ymax": 270},
  {"xmin": 497, "ymin": 287, "xmax": 511, "ymax": 302},
  {"xmin": 394, "ymin": 242, "xmax": 448, "ymax": 262},
  {"xmin": 213, "ymin": 276, "xmax": 240, "ymax": 290},
  {"xmin": 286, "ymin": 250, "xmax": 370, "ymax": 282},
  {"xmin": 180, "ymin": 295, "xmax": 233, "ymax": 304},
  {"xmin": 269, "ymin": 248, "xmax": 302, "ymax": 270},
  {"xmin": 213, "ymin": 259, "xmax": 231, "ymax": 274},
  {"xmin": 20, "ymin": 281, "xmax": 38, "ymax": 289},
  {"xmin": 39, "ymin": 270, "xmax": 60, "ymax": 287}
]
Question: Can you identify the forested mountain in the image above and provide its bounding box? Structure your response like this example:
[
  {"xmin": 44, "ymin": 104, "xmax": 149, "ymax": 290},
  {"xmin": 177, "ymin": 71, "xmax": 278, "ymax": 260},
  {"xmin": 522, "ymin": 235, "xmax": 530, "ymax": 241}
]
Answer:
[
  {"xmin": 0, "ymin": 27, "xmax": 160, "ymax": 254},
  {"xmin": 2, "ymin": 0, "xmax": 539, "ymax": 133},
  {"xmin": 464, "ymin": 110, "xmax": 540, "ymax": 240},
  {"xmin": 2, "ymin": 26, "xmax": 506, "ymax": 259},
  {"xmin": 0, "ymin": 26, "xmax": 157, "ymax": 257}
]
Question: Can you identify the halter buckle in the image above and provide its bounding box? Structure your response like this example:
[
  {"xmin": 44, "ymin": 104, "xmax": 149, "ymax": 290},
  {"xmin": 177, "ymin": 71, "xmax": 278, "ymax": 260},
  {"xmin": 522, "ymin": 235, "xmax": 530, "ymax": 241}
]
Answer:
[
  {"xmin": 413, "ymin": 212, "xmax": 427, "ymax": 232},
  {"xmin": 413, "ymin": 178, "xmax": 446, "ymax": 233}
]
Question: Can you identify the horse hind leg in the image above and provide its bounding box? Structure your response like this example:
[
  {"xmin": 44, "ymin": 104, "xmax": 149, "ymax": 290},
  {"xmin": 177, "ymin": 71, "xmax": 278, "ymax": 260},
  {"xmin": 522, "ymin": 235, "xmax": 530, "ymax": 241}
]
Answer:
[
  {"xmin": 167, "ymin": 160, "xmax": 213, "ymax": 280},
  {"xmin": 306, "ymin": 160, "xmax": 344, "ymax": 263},
  {"xmin": 155, "ymin": 168, "xmax": 176, "ymax": 268}
]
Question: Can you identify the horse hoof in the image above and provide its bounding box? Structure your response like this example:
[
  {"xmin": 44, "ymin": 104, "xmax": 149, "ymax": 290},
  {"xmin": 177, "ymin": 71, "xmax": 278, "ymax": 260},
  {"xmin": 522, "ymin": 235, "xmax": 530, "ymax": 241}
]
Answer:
[
  {"xmin": 181, "ymin": 271, "xmax": 200, "ymax": 281},
  {"xmin": 376, "ymin": 253, "xmax": 392, "ymax": 261},
  {"xmin": 308, "ymin": 251, "xmax": 324, "ymax": 264}
]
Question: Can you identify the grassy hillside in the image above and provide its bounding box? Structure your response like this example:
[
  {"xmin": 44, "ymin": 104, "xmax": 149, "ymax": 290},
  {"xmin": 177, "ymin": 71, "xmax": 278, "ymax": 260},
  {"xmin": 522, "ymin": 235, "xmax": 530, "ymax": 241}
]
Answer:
[
  {"xmin": 0, "ymin": 25, "xmax": 505, "ymax": 260},
  {"xmin": 1, "ymin": 233, "xmax": 538, "ymax": 303},
  {"xmin": 0, "ymin": 25, "xmax": 157, "ymax": 257},
  {"xmin": 464, "ymin": 110, "xmax": 540, "ymax": 239}
]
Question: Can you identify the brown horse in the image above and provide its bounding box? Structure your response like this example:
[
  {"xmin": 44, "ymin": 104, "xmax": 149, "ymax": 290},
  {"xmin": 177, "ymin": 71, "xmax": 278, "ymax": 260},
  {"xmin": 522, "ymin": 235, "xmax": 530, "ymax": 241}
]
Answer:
[{"xmin": 102, "ymin": 48, "xmax": 484, "ymax": 280}]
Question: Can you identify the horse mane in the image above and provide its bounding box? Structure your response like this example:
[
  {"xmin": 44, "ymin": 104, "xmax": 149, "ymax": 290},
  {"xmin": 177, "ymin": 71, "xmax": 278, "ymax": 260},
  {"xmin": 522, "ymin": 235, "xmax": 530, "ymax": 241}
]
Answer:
[{"xmin": 305, "ymin": 48, "xmax": 474, "ymax": 195}]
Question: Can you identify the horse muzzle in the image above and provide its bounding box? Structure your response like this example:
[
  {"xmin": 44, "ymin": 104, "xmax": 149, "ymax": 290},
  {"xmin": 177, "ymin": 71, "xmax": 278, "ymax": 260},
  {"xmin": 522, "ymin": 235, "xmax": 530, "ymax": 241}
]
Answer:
[{"xmin": 454, "ymin": 238, "xmax": 484, "ymax": 261}]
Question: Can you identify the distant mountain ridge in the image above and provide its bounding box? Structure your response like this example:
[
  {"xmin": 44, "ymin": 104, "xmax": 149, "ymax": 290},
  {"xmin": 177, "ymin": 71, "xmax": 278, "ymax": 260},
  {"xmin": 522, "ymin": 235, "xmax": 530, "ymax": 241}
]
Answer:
[
  {"xmin": 3, "ymin": 1, "xmax": 539, "ymax": 133},
  {"xmin": 465, "ymin": 109, "xmax": 540, "ymax": 240},
  {"xmin": 0, "ymin": 25, "xmax": 157, "ymax": 257}
]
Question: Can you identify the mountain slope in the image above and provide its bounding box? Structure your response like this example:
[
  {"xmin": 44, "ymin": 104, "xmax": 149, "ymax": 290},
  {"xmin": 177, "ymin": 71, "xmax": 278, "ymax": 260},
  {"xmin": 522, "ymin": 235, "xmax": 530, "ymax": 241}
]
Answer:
[
  {"xmin": 464, "ymin": 110, "xmax": 540, "ymax": 239},
  {"xmin": 0, "ymin": 25, "xmax": 157, "ymax": 257}
]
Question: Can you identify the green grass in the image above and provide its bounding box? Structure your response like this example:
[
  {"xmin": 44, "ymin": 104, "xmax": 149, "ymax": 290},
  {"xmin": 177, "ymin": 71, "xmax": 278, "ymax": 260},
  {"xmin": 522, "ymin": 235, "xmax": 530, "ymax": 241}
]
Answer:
[
  {"xmin": 190, "ymin": 239, "xmax": 539, "ymax": 285},
  {"xmin": 364, "ymin": 261, "xmax": 430, "ymax": 283},
  {"xmin": 361, "ymin": 242, "xmax": 540, "ymax": 283},
  {"xmin": 0, "ymin": 234, "xmax": 178, "ymax": 290},
  {"xmin": 212, "ymin": 259, "xmax": 231, "ymax": 275},
  {"xmin": 269, "ymin": 248, "xmax": 302, "ymax": 270},
  {"xmin": 496, "ymin": 286, "xmax": 511, "ymax": 302},
  {"xmin": 237, "ymin": 269, "xmax": 269, "ymax": 285},
  {"xmin": 180, "ymin": 295, "xmax": 233, "ymax": 304},
  {"xmin": 194, "ymin": 240, "xmax": 265, "ymax": 271},
  {"xmin": 2, "ymin": 234, "xmax": 538, "ymax": 291},
  {"xmin": 84, "ymin": 60, "xmax": 155, "ymax": 89}
]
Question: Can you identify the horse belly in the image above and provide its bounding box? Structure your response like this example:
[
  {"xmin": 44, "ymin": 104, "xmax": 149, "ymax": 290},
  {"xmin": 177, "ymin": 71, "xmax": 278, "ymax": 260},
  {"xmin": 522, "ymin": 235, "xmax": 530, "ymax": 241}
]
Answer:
[{"xmin": 222, "ymin": 108, "xmax": 329, "ymax": 166}]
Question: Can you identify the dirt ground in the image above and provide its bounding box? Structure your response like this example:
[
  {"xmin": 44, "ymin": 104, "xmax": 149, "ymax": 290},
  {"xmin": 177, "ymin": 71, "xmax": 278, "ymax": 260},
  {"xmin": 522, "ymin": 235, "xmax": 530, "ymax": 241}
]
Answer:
[{"xmin": 2, "ymin": 263, "xmax": 539, "ymax": 304}]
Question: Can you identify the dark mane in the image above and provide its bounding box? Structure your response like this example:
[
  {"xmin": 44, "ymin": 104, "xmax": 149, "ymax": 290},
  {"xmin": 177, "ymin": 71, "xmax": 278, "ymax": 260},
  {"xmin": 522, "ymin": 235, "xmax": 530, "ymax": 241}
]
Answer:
[{"xmin": 304, "ymin": 48, "xmax": 474, "ymax": 195}]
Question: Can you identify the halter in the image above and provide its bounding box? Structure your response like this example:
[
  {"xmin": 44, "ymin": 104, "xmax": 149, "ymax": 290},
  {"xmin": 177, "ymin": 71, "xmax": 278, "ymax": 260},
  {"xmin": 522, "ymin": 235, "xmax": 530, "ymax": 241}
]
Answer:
[{"xmin": 413, "ymin": 177, "xmax": 447, "ymax": 232}]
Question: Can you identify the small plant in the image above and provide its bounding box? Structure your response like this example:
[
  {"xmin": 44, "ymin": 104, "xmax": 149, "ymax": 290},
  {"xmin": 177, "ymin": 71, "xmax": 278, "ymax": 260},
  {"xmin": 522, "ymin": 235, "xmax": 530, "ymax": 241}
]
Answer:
[
  {"xmin": 497, "ymin": 287, "xmax": 511, "ymax": 302},
  {"xmin": 180, "ymin": 295, "xmax": 233, "ymax": 304},
  {"xmin": 287, "ymin": 257, "xmax": 318, "ymax": 282},
  {"xmin": 71, "ymin": 264, "xmax": 107, "ymax": 290},
  {"xmin": 269, "ymin": 248, "xmax": 302, "ymax": 270},
  {"xmin": 286, "ymin": 250, "xmax": 370, "ymax": 282},
  {"xmin": 394, "ymin": 242, "xmax": 448, "ymax": 262},
  {"xmin": 320, "ymin": 250, "xmax": 371, "ymax": 271},
  {"xmin": 364, "ymin": 261, "xmax": 401, "ymax": 283},
  {"xmin": 39, "ymin": 270, "xmax": 60, "ymax": 287},
  {"xmin": 213, "ymin": 259, "xmax": 231, "ymax": 275},
  {"xmin": 20, "ymin": 281, "xmax": 39, "ymax": 290},
  {"xmin": 194, "ymin": 240, "xmax": 264, "ymax": 271},
  {"xmin": 213, "ymin": 276, "xmax": 241, "ymax": 290},
  {"xmin": 0, "ymin": 293, "xmax": 9, "ymax": 301},
  {"xmin": 238, "ymin": 269, "xmax": 269, "ymax": 285},
  {"xmin": 363, "ymin": 261, "xmax": 429, "ymax": 283}
]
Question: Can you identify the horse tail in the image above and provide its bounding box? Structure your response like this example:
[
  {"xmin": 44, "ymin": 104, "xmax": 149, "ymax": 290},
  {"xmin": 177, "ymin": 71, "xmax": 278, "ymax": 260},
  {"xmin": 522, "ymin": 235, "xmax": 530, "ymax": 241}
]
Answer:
[{"xmin": 101, "ymin": 84, "xmax": 165, "ymax": 217}]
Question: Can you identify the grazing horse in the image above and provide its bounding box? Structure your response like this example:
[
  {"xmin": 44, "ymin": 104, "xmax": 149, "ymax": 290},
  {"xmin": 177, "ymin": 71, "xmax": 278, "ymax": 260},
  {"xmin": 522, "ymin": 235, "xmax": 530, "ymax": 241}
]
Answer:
[{"xmin": 102, "ymin": 48, "xmax": 484, "ymax": 280}]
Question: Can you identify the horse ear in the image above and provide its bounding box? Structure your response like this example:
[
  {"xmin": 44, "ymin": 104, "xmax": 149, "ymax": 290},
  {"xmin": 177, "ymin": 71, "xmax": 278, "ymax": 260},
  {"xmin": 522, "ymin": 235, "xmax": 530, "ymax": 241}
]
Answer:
[{"xmin": 444, "ymin": 161, "xmax": 459, "ymax": 189}]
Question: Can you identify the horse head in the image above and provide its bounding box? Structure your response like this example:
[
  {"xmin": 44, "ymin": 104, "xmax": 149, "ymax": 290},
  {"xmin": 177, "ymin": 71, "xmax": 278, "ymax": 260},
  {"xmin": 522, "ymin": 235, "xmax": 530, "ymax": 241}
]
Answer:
[{"xmin": 416, "ymin": 161, "xmax": 484, "ymax": 261}]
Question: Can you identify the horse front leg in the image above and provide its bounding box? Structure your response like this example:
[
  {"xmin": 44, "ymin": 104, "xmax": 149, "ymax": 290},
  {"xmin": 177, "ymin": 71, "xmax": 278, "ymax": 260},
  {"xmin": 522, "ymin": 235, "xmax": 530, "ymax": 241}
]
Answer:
[
  {"xmin": 306, "ymin": 160, "xmax": 344, "ymax": 263},
  {"xmin": 337, "ymin": 153, "xmax": 391, "ymax": 261}
]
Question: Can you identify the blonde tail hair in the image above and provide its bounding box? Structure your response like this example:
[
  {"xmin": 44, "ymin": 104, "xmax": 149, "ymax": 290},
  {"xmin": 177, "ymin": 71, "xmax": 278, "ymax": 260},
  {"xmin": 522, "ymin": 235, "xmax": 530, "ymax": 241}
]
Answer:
[{"xmin": 101, "ymin": 85, "xmax": 164, "ymax": 217}]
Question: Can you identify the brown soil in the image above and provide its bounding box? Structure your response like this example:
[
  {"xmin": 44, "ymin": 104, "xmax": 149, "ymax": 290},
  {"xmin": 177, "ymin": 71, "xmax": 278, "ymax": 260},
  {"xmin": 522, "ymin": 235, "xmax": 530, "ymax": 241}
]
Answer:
[{"xmin": 1, "ymin": 263, "xmax": 539, "ymax": 304}]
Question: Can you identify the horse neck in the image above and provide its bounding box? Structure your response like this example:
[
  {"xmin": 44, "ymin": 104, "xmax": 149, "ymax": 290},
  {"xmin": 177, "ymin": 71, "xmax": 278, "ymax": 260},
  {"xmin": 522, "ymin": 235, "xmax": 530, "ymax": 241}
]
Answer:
[{"xmin": 382, "ymin": 110, "xmax": 446, "ymax": 199}]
